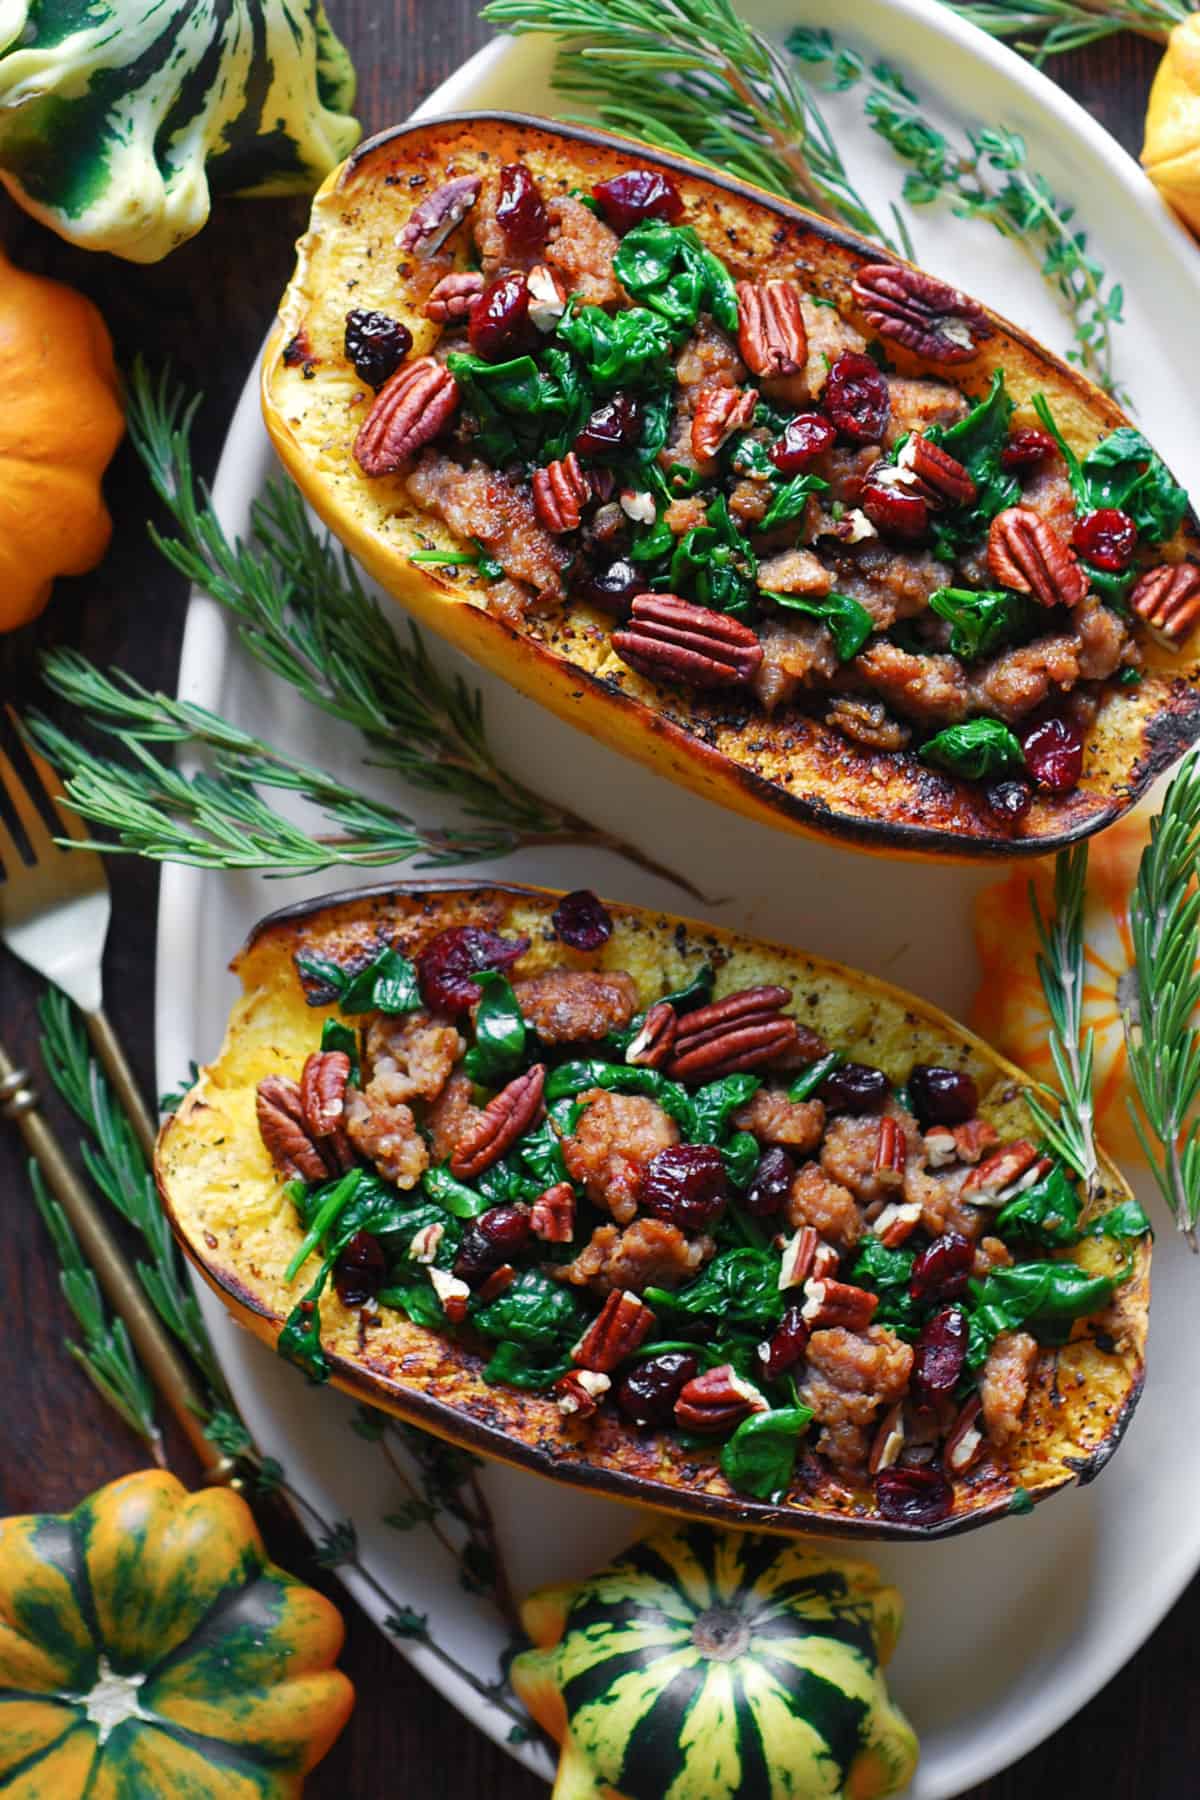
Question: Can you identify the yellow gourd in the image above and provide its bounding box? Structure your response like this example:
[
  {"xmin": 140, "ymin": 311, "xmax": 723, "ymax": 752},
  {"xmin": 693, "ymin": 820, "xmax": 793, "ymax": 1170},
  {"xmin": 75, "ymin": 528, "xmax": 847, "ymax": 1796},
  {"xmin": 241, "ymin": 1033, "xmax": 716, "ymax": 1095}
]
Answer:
[
  {"xmin": 1143, "ymin": 16, "xmax": 1200, "ymax": 235},
  {"xmin": 0, "ymin": 245, "xmax": 123, "ymax": 633}
]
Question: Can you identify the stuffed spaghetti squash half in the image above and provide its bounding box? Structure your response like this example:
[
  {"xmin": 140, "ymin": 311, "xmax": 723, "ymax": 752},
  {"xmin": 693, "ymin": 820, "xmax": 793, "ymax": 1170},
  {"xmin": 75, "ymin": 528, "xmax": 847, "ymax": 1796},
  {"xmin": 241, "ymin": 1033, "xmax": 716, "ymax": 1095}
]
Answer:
[
  {"xmin": 261, "ymin": 114, "xmax": 1200, "ymax": 859},
  {"xmin": 156, "ymin": 882, "xmax": 1149, "ymax": 1540}
]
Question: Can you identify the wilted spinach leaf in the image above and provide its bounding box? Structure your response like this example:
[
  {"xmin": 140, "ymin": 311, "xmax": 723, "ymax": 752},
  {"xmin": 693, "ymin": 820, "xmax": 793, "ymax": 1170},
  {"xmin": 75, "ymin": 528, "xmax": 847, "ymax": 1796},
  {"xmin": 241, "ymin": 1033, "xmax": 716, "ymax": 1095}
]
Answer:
[
  {"xmin": 463, "ymin": 970, "xmax": 527, "ymax": 1085},
  {"xmin": 920, "ymin": 717, "xmax": 1024, "ymax": 781},
  {"xmin": 556, "ymin": 302, "xmax": 676, "ymax": 389},
  {"xmin": 613, "ymin": 221, "xmax": 739, "ymax": 334},
  {"xmin": 720, "ymin": 1404, "xmax": 813, "ymax": 1499},
  {"xmin": 546, "ymin": 1059, "xmax": 695, "ymax": 1130},
  {"xmin": 965, "ymin": 1261, "xmax": 1117, "ymax": 1369},
  {"xmin": 995, "ymin": 1161, "xmax": 1081, "ymax": 1248},
  {"xmin": 768, "ymin": 589, "xmax": 874, "ymax": 660},
  {"xmin": 928, "ymin": 587, "xmax": 1037, "ymax": 660},
  {"xmin": 295, "ymin": 943, "xmax": 421, "ymax": 1016},
  {"xmin": 925, "ymin": 369, "xmax": 1020, "ymax": 560},
  {"xmin": 647, "ymin": 1247, "xmax": 785, "ymax": 1333}
]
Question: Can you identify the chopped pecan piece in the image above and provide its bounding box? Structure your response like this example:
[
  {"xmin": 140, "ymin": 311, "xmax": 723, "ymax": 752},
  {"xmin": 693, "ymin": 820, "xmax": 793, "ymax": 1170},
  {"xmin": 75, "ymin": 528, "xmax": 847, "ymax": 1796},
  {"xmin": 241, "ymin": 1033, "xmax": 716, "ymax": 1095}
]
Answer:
[
  {"xmin": 873, "ymin": 1200, "xmax": 922, "ymax": 1248},
  {"xmin": 573, "ymin": 1288, "xmax": 656, "ymax": 1373},
  {"xmin": 867, "ymin": 1402, "xmax": 906, "ymax": 1475},
  {"xmin": 691, "ymin": 384, "xmax": 758, "ymax": 461},
  {"xmin": 398, "ymin": 175, "xmax": 482, "ymax": 256},
  {"xmin": 875, "ymin": 1116, "xmax": 907, "ymax": 1179},
  {"xmin": 478, "ymin": 1264, "xmax": 517, "ymax": 1305},
  {"xmin": 987, "ymin": 506, "xmax": 1087, "ymax": 608},
  {"xmin": 449, "ymin": 1064, "xmax": 546, "ymax": 1179},
  {"xmin": 625, "ymin": 1001, "xmax": 677, "ymax": 1069},
  {"xmin": 256, "ymin": 1075, "xmax": 329, "ymax": 1182},
  {"xmin": 736, "ymin": 280, "xmax": 807, "ymax": 378},
  {"xmin": 667, "ymin": 985, "xmax": 799, "ymax": 1081},
  {"xmin": 962, "ymin": 1139, "xmax": 1044, "ymax": 1202},
  {"xmin": 530, "ymin": 1181, "xmax": 576, "ymax": 1243},
  {"xmin": 424, "ymin": 270, "xmax": 484, "ymax": 322},
  {"xmin": 945, "ymin": 1393, "xmax": 986, "ymax": 1474},
  {"xmin": 613, "ymin": 594, "xmax": 763, "ymax": 691},
  {"xmin": 532, "ymin": 452, "xmax": 590, "ymax": 534},
  {"xmin": 952, "ymin": 1119, "xmax": 999, "ymax": 1164},
  {"xmin": 852, "ymin": 263, "xmax": 992, "ymax": 363},
  {"xmin": 427, "ymin": 1264, "xmax": 470, "ymax": 1323},
  {"xmin": 526, "ymin": 263, "xmax": 567, "ymax": 331},
  {"xmin": 801, "ymin": 1277, "xmax": 879, "ymax": 1332},
  {"xmin": 555, "ymin": 1369, "xmax": 610, "ymax": 1419},
  {"xmin": 354, "ymin": 358, "xmax": 459, "ymax": 477},
  {"xmin": 674, "ymin": 1364, "xmax": 767, "ymax": 1433},
  {"xmin": 1130, "ymin": 563, "xmax": 1200, "ymax": 647},
  {"xmin": 778, "ymin": 1225, "xmax": 819, "ymax": 1290}
]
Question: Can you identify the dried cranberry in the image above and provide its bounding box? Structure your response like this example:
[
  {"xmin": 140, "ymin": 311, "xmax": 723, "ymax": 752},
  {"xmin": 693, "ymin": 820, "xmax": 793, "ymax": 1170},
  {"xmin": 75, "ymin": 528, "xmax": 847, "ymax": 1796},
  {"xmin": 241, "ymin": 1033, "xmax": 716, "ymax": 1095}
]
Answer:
[
  {"xmin": 416, "ymin": 926, "xmax": 530, "ymax": 1013},
  {"xmin": 454, "ymin": 1204, "xmax": 532, "ymax": 1282},
  {"xmin": 745, "ymin": 1145, "xmax": 795, "ymax": 1218},
  {"xmin": 1022, "ymin": 714, "xmax": 1084, "ymax": 794},
  {"xmin": 758, "ymin": 1303, "xmax": 810, "ymax": 1380},
  {"xmin": 468, "ymin": 273, "xmax": 536, "ymax": 360},
  {"xmin": 908, "ymin": 1065, "xmax": 977, "ymax": 1128},
  {"xmin": 912, "ymin": 1307, "xmax": 968, "ymax": 1406},
  {"xmin": 642, "ymin": 1143, "xmax": 730, "ymax": 1231},
  {"xmin": 910, "ymin": 1232, "xmax": 973, "ymax": 1304},
  {"xmin": 552, "ymin": 889, "xmax": 613, "ymax": 951},
  {"xmin": 615, "ymin": 1350, "xmax": 700, "ymax": 1427},
  {"xmin": 592, "ymin": 169, "xmax": 684, "ymax": 233},
  {"xmin": 823, "ymin": 351, "xmax": 891, "ymax": 443},
  {"xmin": 334, "ymin": 1230, "xmax": 386, "ymax": 1307},
  {"xmin": 1071, "ymin": 507, "xmax": 1138, "ymax": 572},
  {"xmin": 875, "ymin": 1465, "xmax": 954, "ymax": 1526},
  {"xmin": 984, "ymin": 778, "xmax": 1033, "ymax": 825},
  {"xmin": 575, "ymin": 392, "xmax": 644, "ymax": 460},
  {"xmin": 769, "ymin": 412, "xmax": 836, "ymax": 474},
  {"xmin": 819, "ymin": 1062, "xmax": 890, "ymax": 1116},
  {"xmin": 495, "ymin": 162, "xmax": 547, "ymax": 256},
  {"xmin": 343, "ymin": 309, "xmax": 413, "ymax": 389},
  {"xmin": 576, "ymin": 557, "xmax": 641, "ymax": 616},
  {"xmin": 1000, "ymin": 427, "xmax": 1056, "ymax": 473},
  {"xmin": 862, "ymin": 477, "xmax": 929, "ymax": 542}
]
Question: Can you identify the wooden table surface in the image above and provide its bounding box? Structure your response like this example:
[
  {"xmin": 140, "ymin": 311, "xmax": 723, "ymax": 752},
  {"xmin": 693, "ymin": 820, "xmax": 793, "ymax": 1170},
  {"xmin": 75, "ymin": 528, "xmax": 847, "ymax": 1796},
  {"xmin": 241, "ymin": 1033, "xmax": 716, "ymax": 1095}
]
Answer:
[{"xmin": 0, "ymin": 6, "xmax": 1191, "ymax": 1794}]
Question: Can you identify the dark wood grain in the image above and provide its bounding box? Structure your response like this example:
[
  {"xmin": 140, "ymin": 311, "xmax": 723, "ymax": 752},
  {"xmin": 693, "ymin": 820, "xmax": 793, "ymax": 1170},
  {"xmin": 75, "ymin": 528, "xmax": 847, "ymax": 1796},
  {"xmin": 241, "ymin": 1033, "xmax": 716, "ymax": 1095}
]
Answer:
[{"xmin": 0, "ymin": 8, "xmax": 1187, "ymax": 1795}]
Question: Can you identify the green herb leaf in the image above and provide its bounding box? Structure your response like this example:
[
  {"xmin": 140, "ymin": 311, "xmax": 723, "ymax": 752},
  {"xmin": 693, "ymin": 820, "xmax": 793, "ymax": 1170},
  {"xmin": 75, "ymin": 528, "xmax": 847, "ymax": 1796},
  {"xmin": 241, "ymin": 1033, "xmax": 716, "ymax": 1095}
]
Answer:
[
  {"xmin": 850, "ymin": 1234, "xmax": 921, "ymax": 1341},
  {"xmin": 278, "ymin": 1255, "xmax": 337, "ymax": 1383},
  {"xmin": 446, "ymin": 349, "xmax": 593, "ymax": 463},
  {"xmin": 612, "ymin": 221, "xmax": 739, "ymax": 334},
  {"xmin": 1082, "ymin": 426, "xmax": 1189, "ymax": 544},
  {"xmin": 767, "ymin": 589, "xmax": 873, "ymax": 660},
  {"xmin": 377, "ymin": 1277, "xmax": 448, "ymax": 1331},
  {"xmin": 481, "ymin": 1341, "xmax": 573, "ymax": 1389},
  {"xmin": 462, "ymin": 970, "xmax": 527, "ymax": 1085},
  {"xmin": 297, "ymin": 944, "xmax": 422, "ymax": 1016},
  {"xmin": 920, "ymin": 717, "xmax": 1024, "ymax": 781},
  {"xmin": 720, "ymin": 1404, "xmax": 813, "ymax": 1498},
  {"xmin": 928, "ymin": 586, "xmax": 1036, "ymax": 660},
  {"xmin": 517, "ymin": 1115, "xmax": 570, "ymax": 1190},
  {"xmin": 285, "ymin": 1168, "xmax": 365, "ymax": 1283}
]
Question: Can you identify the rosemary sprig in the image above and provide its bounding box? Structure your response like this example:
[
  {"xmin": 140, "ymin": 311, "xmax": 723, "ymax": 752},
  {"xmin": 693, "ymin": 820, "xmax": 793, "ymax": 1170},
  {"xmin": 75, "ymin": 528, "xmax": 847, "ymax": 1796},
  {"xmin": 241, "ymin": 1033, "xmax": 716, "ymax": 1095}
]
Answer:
[
  {"xmin": 26, "ymin": 364, "xmax": 697, "ymax": 894},
  {"xmin": 791, "ymin": 33, "xmax": 1125, "ymax": 394},
  {"xmin": 942, "ymin": 0, "xmax": 1185, "ymax": 60},
  {"xmin": 482, "ymin": 0, "xmax": 902, "ymax": 248},
  {"xmin": 38, "ymin": 989, "xmax": 229, "ymax": 1396},
  {"xmin": 1026, "ymin": 846, "xmax": 1102, "ymax": 1198},
  {"xmin": 29, "ymin": 1160, "xmax": 163, "ymax": 1456},
  {"xmin": 1123, "ymin": 753, "xmax": 1200, "ymax": 1251}
]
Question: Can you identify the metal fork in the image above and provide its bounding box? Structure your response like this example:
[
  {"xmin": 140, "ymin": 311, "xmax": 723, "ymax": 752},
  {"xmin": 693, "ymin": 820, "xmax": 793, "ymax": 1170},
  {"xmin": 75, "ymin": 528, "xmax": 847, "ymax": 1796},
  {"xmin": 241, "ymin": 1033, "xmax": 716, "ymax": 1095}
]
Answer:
[{"xmin": 0, "ymin": 708, "xmax": 158, "ymax": 1160}]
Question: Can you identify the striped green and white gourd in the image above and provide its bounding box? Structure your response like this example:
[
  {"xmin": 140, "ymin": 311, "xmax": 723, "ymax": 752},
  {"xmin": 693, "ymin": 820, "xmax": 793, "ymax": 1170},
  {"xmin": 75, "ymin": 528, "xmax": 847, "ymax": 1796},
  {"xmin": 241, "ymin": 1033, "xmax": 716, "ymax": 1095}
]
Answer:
[
  {"xmin": 0, "ymin": 1, "xmax": 360, "ymax": 261},
  {"xmin": 512, "ymin": 1523, "xmax": 919, "ymax": 1800}
]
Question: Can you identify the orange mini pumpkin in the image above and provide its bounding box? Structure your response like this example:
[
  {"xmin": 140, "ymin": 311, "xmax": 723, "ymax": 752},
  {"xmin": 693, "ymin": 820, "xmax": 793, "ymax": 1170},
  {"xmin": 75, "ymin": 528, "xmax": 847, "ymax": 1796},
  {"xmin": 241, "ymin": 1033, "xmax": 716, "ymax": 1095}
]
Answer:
[
  {"xmin": 971, "ymin": 810, "xmax": 1189, "ymax": 1166},
  {"xmin": 0, "ymin": 244, "xmax": 123, "ymax": 633}
]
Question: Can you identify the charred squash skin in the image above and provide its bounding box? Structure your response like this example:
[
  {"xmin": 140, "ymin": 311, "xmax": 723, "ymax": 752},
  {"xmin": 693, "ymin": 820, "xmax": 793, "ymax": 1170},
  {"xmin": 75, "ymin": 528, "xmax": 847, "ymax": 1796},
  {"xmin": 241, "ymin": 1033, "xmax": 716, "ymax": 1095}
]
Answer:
[
  {"xmin": 155, "ymin": 880, "xmax": 1149, "ymax": 1542},
  {"xmin": 261, "ymin": 114, "xmax": 1200, "ymax": 861}
]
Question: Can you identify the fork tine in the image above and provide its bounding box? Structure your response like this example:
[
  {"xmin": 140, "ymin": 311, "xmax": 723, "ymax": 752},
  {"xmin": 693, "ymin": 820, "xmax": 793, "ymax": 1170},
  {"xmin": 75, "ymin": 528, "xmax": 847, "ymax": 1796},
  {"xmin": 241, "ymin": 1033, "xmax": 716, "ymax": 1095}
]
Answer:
[
  {"xmin": 0, "ymin": 729, "xmax": 59, "ymax": 864},
  {"xmin": 2, "ymin": 704, "xmax": 89, "ymax": 850},
  {"xmin": 0, "ymin": 779, "xmax": 24, "ymax": 875}
]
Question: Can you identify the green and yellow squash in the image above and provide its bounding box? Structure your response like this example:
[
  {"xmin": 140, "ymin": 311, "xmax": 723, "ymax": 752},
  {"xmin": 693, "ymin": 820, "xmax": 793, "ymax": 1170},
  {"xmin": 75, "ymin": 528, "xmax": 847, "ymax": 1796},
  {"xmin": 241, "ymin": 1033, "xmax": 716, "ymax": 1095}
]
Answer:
[
  {"xmin": 0, "ymin": 1469, "xmax": 354, "ymax": 1796},
  {"xmin": 512, "ymin": 1521, "xmax": 919, "ymax": 1800},
  {"xmin": 0, "ymin": 1, "xmax": 361, "ymax": 261}
]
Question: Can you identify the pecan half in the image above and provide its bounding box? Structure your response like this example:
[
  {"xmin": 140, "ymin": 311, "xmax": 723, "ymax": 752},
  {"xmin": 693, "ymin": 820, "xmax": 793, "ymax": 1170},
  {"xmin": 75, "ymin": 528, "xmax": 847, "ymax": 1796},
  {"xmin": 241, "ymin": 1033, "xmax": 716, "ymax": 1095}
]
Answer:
[
  {"xmin": 987, "ymin": 507, "xmax": 1087, "ymax": 607},
  {"xmin": 736, "ymin": 280, "xmax": 807, "ymax": 378},
  {"xmin": 667, "ymin": 985, "xmax": 799, "ymax": 1081},
  {"xmin": 962, "ymin": 1139, "xmax": 1046, "ymax": 1202},
  {"xmin": 300, "ymin": 1050, "xmax": 355, "ymax": 1172},
  {"xmin": 901, "ymin": 434, "xmax": 978, "ymax": 507},
  {"xmin": 1131, "ymin": 563, "xmax": 1200, "ymax": 647},
  {"xmin": 555, "ymin": 1369, "xmax": 610, "ymax": 1419},
  {"xmin": 800, "ymin": 1277, "xmax": 879, "ymax": 1332},
  {"xmin": 424, "ymin": 270, "xmax": 485, "ymax": 323},
  {"xmin": 945, "ymin": 1393, "xmax": 986, "ymax": 1474},
  {"xmin": 852, "ymin": 263, "xmax": 992, "ymax": 363},
  {"xmin": 354, "ymin": 357, "xmax": 459, "ymax": 477},
  {"xmin": 572, "ymin": 1288, "xmax": 656, "ymax": 1373},
  {"xmin": 875, "ymin": 1116, "xmax": 907, "ymax": 1179},
  {"xmin": 625, "ymin": 1001, "xmax": 677, "ymax": 1069},
  {"xmin": 691, "ymin": 384, "xmax": 758, "ymax": 461},
  {"xmin": 532, "ymin": 452, "xmax": 590, "ymax": 534},
  {"xmin": 613, "ymin": 595, "xmax": 763, "ymax": 691},
  {"xmin": 398, "ymin": 175, "xmax": 482, "ymax": 256},
  {"xmin": 256, "ymin": 1076, "xmax": 330, "ymax": 1183},
  {"xmin": 674, "ymin": 1364, "xmax": 767, "ymax": 1433},
  {"xmin": 449, "ymin": 1063, "xmax": 546, "ymax": 1179},
  {"xmin": 530, "ymin": 1181, "xmax": 576, "ymax": 1243},
  {"xmin": 526, "ymin": 263, "xmax": 567, "ymax": 332}
]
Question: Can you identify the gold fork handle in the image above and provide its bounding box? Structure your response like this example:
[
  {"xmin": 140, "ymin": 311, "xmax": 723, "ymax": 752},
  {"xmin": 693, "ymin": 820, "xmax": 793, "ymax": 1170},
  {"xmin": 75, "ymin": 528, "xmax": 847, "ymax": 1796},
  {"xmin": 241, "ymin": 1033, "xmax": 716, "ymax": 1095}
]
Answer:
[
  {"xmin": 83, "ymin": 1010, "xmax": 160, "ymax": 1165},
  {"xmin": 0, "ymin": 1042, "xmax": 234, "ymax": 1485}
]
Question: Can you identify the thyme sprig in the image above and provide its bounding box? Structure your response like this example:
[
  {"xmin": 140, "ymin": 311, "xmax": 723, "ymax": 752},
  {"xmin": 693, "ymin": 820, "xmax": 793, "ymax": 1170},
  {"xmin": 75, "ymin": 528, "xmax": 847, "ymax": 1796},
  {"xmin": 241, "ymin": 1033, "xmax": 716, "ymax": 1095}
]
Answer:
[
  {"xmin": 482, "ymin": 0, "xmax": 902, "ymax": 247},
  {"xmin": 790, "ymin": 32, "xmax": 1125, "ymax": 394},
  {"xmin": 1026, "ymin": 846, "xmax": 1102, "ymax": 1198},
  {"xmin": 942, "ymin": 0, "xmax": 1185, "ymax": 60},
  {"xmin": 1124, "ymin": 753, "xmax": 1200, "ymax": 1251},
  {"xmin": 26, "ymin": 364, "xmax": 696, "ymax": 894}
]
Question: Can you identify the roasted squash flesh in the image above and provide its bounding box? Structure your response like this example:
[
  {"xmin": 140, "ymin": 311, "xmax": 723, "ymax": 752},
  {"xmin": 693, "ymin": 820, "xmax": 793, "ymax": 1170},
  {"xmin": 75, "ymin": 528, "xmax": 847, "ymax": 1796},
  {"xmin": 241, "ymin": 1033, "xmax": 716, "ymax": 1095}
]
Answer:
[
  {"xmin": 262, "ymin": 114, "xmax": 1200, "ymax": 859},
  {"xmin": 157, "ymin": 882, "xmax": 1148, "ymax": 1540}
]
